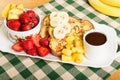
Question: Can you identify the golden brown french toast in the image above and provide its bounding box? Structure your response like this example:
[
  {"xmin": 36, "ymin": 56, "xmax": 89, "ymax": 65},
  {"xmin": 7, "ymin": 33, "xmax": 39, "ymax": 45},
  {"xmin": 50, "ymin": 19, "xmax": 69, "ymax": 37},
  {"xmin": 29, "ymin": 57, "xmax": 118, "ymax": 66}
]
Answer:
[{"xmin": 40, "ymin": 14, "xmax": 94, "ymax": 56}]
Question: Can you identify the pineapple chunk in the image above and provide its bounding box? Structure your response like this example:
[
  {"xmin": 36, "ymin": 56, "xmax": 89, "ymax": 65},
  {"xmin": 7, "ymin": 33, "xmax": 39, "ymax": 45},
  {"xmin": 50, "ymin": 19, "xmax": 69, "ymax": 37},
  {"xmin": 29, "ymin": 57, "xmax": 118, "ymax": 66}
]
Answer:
[
  {"xmin": 65, "ymin": 35, "xmax": 75, "ymax": 43},
  {"xmin": 74, "ymin": 39, "xmax": 83, "ymax": 47},
  {"xmin": 66, "ymin": 43, "xmax": 73, "ymax": 49},
  {"xmin": 62, "ymin": 55, "xmax": 72, "ymax": 62},
  {"xmin": 7, "ymin": 13, "xmax": 19, "ymax": 20},
  {"xmin": 9, "ymin": 9, "xmax": 23, "ymax": 15},
  {"xmin": 1, "ymin": 4, "xmax": 11, "ymax": 18},
  {"xmin": 17, "ymin": 4, "xmax": 24, "ymax": 10},
  {"xmin": 72, "ymin": 53, "xmax": 83, "ymax": 63},
  {"xmin": 62, "ymin": 49, "xmax": 72, "ymax": 56},
  {"xmin": 10, "ymin": 4, "xmax": 17, "ymax": 9},
  {"xmin": 72, "ymin": 47, "xmax": 83, "ymax": 54}
]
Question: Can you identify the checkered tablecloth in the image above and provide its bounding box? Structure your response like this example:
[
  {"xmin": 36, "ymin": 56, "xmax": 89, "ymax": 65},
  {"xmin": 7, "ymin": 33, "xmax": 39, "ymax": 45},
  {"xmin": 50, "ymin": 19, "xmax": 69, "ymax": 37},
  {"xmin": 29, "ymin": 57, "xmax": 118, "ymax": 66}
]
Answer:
[{"xmin": 0, "ymin": 0, "xmax": 120, "ymax": 80}]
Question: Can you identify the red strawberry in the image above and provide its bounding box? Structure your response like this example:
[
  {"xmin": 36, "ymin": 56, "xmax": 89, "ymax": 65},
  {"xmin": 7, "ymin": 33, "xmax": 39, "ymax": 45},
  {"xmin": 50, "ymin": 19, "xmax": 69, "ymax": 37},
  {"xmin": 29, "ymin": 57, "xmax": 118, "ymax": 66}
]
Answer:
[
  {"xmin": 7, "ymin": 19, "xmax": 21, "ymax": 31},
  {"xmin": 39, "ymin": 37, "xmax": 49, "ymax": 47},
  {"xmin": 22, "ymin": 23, "xmax": 32, "ymax": 31},
  {"xmin": 22, "ymin": 39, "xmax": 34, "ymax": 50},
  {"xmin": 26, "ymin": 47, "xmax": 37, "ymax": 56},
  {"xmin": 37, "ymin": 46, "xmax": 50, "ymax": 57},
  {"xmin": 26, "ymin": 10, "xmax": 36, "ymax": 18},
  {"xmin": 31, "ymin": 34, "xmax": 41, "ymax": 47},
  {"xmin": 31, "ymin": 17, "xmax": 39, "ymax": 27},
  {"xmin": 19, "ymin": 13, "xmax": 31, "ymax": 23},
  {"xmin": 11, "ymin": 41, "xmax": 23, "ymax": 52}
]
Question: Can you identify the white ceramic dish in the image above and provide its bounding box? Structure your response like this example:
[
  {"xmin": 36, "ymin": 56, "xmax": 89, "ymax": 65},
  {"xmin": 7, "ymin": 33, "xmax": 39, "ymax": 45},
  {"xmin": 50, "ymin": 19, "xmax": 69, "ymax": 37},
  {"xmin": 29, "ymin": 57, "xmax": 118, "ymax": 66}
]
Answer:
[{"xmin": 0, "ymin": 18, "xmax": 120, "ymax": 68}]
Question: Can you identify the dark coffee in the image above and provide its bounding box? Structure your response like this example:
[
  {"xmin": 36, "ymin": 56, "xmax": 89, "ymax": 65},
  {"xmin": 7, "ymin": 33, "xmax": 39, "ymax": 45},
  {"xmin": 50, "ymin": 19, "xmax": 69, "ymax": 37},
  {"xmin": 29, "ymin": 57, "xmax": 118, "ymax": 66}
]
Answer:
[{"xmin": 85, "ymin": 32, "xmax": 107, "ymax": 46}]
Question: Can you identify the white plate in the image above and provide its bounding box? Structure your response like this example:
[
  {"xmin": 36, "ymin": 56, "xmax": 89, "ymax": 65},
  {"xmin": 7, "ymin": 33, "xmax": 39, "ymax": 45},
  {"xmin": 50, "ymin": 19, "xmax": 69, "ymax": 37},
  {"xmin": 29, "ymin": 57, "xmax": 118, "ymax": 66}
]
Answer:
[{"xmin": 0, "ymin": 19, "xmax": 119, "ymax": 68}]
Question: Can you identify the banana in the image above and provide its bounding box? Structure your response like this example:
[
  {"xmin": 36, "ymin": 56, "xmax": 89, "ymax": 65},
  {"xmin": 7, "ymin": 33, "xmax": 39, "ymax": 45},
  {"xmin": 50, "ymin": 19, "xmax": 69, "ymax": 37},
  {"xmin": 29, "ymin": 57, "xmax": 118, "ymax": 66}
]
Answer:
[
  {"xmin": 53, "ymin": 23, "xmax": 71, "ymax": 39},
  {"xmin": 88, "ymin": 0, "xmax": 120, "ymax": 17},
  {"xmin": 50, "ymin": 12, "xmax": 69, "ymax": 27},
  {"xmin": 53, "ymin": 25, "xmax": 66, "ymax": 39},
  {"xmin": 100, "ymin": 0, "xmax": 120, "ymax": 7}
]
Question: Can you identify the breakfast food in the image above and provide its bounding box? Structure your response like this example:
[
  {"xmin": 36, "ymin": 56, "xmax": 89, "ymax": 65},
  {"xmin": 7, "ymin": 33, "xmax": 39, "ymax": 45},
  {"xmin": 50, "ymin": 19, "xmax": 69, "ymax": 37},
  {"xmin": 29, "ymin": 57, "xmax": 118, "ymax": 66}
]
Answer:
[
  {"xmin": 2, "ymin": 4, "xmax": 39, "ymax": 31},
  {"xmin": 40, "ymin": 12, "xmax": 94, "ymax": 63},
  {"xmin": 88, "ymin": 0, "xmax": 120, "ymax": 17}
]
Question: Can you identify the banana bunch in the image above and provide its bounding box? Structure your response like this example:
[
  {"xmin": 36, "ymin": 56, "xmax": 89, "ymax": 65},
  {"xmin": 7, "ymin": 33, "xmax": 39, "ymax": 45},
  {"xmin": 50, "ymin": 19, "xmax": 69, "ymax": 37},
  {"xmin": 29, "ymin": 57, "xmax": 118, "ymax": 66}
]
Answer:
[
  {"xmin": 88, "ymin": 0, "xmax": 120, "ymax": 17},
  {"xmin": 50, "ymin": 12, "xmax": 71, "ymax": 39}
]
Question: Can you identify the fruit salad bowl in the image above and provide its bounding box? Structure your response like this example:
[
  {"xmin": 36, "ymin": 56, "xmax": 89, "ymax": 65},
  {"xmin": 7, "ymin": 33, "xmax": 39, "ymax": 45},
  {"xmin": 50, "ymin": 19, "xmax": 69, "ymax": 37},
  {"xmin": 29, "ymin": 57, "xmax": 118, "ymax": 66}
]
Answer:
[{"xmin": 4, "ymin": 10, "xmax": 41, "ymax": 43}]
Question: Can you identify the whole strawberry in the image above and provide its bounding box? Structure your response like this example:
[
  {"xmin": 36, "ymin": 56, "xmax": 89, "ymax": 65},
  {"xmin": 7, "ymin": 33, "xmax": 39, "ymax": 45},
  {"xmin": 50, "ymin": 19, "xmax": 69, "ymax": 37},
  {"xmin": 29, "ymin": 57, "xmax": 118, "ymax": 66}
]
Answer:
[
  {"xmin": 22, "ymin": 23, "xmax": 32, "ymax": 31},
  {"xmin": 19, "ymin": 12, "xmax": 31, "ymax": 24},
  {"xmin": 26, "ymin": 10, "xmax": 36, "ymax": 18},
  {"xmin": 7, "ymin": 19, "xmax": 21, "ymax": 31}
]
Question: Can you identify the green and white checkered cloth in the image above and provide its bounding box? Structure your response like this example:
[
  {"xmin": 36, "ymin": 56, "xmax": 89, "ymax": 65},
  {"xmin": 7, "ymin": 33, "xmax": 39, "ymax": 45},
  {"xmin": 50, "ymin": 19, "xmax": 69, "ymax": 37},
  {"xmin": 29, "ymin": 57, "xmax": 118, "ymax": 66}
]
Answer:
[{"xmin": 0, "ymin": 0, "xmax": 120, "ymax": 79}]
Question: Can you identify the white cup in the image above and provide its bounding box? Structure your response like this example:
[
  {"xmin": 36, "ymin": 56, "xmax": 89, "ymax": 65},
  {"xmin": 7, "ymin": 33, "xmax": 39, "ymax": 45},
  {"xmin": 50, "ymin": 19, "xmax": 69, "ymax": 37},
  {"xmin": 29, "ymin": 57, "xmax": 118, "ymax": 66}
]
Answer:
[{"xmin": 83, "ymin": 23, "xmax": 120, "ymax": 65}]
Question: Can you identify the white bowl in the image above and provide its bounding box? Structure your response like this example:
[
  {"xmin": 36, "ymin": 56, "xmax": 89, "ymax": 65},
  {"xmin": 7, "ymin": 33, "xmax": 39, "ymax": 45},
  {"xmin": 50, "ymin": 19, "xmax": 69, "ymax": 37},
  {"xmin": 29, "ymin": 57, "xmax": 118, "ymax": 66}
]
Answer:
[{"xmin": 4, "ymin": 11, "xmax": 41, "ymax": 43}]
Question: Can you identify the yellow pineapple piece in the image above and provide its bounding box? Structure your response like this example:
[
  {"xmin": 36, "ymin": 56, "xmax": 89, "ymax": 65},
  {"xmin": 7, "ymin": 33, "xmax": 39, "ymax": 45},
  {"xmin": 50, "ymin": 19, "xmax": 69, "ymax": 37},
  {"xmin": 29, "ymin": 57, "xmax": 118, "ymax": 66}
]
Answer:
[
  {"xmin": 9, "ymin": 9, "xmax": 23, "ymax": 15},
  {"xmin": 65, "ymin": 35, "xmax": 75, "ymax": 44},
  {"xmin": 66, "ymin": 43, "xmax": 73, "ymax": 49},
  {"xmin": 17, "ymin": 4, "xmax": 24, "ymax": 10},
  {"xmin": 72, "ymin": 47, "xmax": 84, "ymax": 54},
  {"xmin": 7, "ymin": 13, "xmax": 19, "ymax": 20},
  {"xmin": 62, "ymin": 49, "xmax": 72, "ymax": 56},
  {"xmin": 61, "ymin": 55, "xmax": 72, "ymax": 62},
  {"xmin": 1, "ymin": 4, "xmax": 11, "ymax": 18},
  {"xmin": 72, "ymin": 53, "xmax": 83, "ymax": 63},
  {"xmin": 10, "ymin": 4, "xmax": 17, "ymax": 9}
]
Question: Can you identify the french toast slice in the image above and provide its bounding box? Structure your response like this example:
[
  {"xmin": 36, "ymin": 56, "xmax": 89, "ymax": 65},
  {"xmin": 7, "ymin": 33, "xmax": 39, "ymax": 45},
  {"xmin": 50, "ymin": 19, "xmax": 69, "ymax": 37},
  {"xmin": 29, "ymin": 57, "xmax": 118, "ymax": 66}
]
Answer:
[{"xmin": 40, "ymin": 15, "xmax": 94, "ymax": 56}]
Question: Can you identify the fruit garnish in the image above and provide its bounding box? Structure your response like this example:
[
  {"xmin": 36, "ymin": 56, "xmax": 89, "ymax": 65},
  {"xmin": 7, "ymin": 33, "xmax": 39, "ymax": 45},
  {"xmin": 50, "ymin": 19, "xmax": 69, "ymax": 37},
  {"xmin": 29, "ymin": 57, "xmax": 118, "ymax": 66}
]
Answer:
[
  {"xmin": 11, "ymin": 41, "xmax": 23, "ymax": 52},
  {"xmin": 26, "ymin": 47, "xmax": 37, "ymax": 56},
  {"xmin": 22, "ymin": 39, "xmax": 34, "ymax": 50},
  {"xmin": 37, "ymin": 46, "xmax": 50, "ymax": 57},
  {"xmin": 7, "ymin": 19, "xmax": 21, "ymax": 31},
  {"xmin": 11, "ymin": 34, "xmax": 50, "ymax": 57},
  {"xmin": 31, "ymin": 34, "xmax": 41, "ymax": 47},
  {"xmin": 19, "ymin": 12, "xmax": 31, "ymax": 24},
  {"xmin": 22, "ymin": 23, "xmax": 32, "ymax": 31},
  {"xmin": 26, "ymin": 10, "xmax": 36, "ymax": 18},
  {"xmin": 39, "ymin": 36, "xmax": 49, "ymax": 47},
  {"xmin": 2, "ymin": 4, "xmax": 24, "ymax": 20}
]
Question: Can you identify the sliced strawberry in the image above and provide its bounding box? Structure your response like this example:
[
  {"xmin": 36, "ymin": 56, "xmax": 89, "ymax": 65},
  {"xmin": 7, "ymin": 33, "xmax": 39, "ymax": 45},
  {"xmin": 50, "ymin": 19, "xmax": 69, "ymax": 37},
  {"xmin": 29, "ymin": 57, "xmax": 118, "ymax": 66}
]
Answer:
[
  {"xmin": 7, "ymin": 19, "xmax": 21, "ymax": 31},
  {"xmin": 22, "ymin": 23, "xmax": 32, "ymax": 31},
  {"xmin": 11, "ymin": 41, "xmax": 23, "ymax": 52},
  {"xmin": 22, "ymin": 39, "xmax": 34, "ymax": 50},
  {"xmin": 26, "ymin": 10, "xmax": 36, "ymax": 18},
  {"xmin": 37, "ymin": 46, "xmax": 50, "ymax": 57},
  {"xmin": 31, "ymin": 34, "xmax": 41, "ymax": 47},
  {"xmin": 26, "ymin": 47, "xmax": 37, "ymax": 56},
  {"xmin": 39, "ymin": 36, "xmax": 49, "ymax": 47}
]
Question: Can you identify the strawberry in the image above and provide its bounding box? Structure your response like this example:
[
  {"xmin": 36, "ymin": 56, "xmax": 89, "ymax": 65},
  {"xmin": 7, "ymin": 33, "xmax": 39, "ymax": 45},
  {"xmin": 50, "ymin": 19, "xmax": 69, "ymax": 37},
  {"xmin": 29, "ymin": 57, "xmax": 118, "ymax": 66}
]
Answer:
[
  {"xmin": 11, "ymin": 41, "xmax": 23, "ymax": 52},
  {"xmin": 37, "ymin": 46, "xmax": 50, "ymax": 57},
  {"xmin": 22, "ymin": 23, "xmax": 32, "ymax": 31},
  {"xmin": 31, "ymin": 17, "xmax": 39, "ymax": 27},
  {"xmin": 31, "ymin": 34, "xmax": 41, "ymax": 47},
  {"xmin": 26, "ymin": 47, "xmax": 37, "ymax": 56},
  {"xmin": 22, "ymin": 39, "xmax": 34, "ymax": 50},
  {"xmin": 7, "ymin": 19, "xmax": 21, "ymax": 31},
  {"xmin": 26, "ymin": 10, "xmax": 36, "ymax": 18},
  {"xmin": 39, "ymin": 37, "xmax": 49, "ymax": 47},
  {"xmin": 19, "ymin": 12, "xmax": 31, "ymax": 23}
]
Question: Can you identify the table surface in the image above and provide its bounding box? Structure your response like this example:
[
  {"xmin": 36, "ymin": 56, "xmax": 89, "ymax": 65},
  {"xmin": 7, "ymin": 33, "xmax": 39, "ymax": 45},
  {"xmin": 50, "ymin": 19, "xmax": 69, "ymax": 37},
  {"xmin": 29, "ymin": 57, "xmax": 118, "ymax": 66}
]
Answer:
[{"xmin": 0, "ymin": 0, "xmax": 120, "ymax": 80}]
